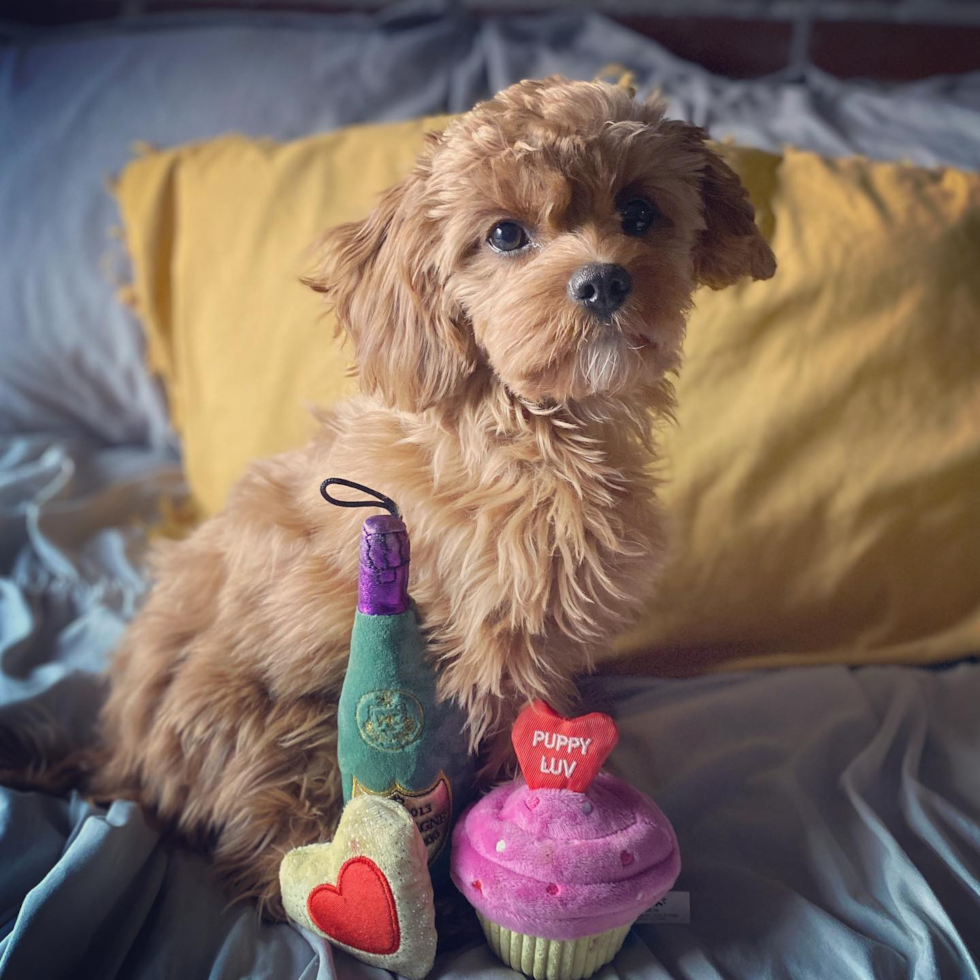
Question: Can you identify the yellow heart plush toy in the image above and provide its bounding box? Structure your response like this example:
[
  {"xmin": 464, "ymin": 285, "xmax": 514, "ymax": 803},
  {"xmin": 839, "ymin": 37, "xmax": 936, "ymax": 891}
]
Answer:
[{"xmin": 280, "ymin": 794, "xmax": 436, "ymax": 979}]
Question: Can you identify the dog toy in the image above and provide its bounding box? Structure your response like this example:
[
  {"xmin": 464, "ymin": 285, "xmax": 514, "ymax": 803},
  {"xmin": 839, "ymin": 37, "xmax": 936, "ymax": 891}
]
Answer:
[
  {"xmin": 328, "ymin": 479, "xmax": 476, "ymax": 880},
  {"xmin": 280, "ymin": 479, "xmax": 477, "ymax": 978},
  {"xmin": 280, "ymin": 794, "xmax": 435, "ymax": 977},
  {"xmin": 450, "ymin": 700, "xmax": 681, "ymax": 980}
]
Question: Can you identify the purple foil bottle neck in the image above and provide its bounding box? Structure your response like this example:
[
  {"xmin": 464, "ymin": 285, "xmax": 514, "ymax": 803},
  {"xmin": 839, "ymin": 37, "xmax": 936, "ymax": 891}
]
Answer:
[{"xmin": 358, "ymin": 514, "xmax": 411, "ymax": 616}]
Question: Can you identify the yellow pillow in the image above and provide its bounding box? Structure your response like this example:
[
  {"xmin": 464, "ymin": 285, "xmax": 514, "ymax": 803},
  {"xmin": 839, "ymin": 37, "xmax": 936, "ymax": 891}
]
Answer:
[
  {"xmin": 619, "ymin": 149, "xmax": 980, "ymax": 674},
  {"xmin": 116, "ymin": 124, "xmax": 980, "ymax": 673}
]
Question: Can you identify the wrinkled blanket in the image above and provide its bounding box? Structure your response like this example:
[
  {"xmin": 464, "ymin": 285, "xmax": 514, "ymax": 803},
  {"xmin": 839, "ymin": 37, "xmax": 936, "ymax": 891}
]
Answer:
[{"xmin": 1, "ymin": 438, "xmax": 978, "ymax": 979}]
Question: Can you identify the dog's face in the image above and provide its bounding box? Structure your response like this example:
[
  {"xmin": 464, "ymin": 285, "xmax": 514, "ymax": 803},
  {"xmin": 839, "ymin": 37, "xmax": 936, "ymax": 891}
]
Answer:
[{"xmin": 311, "ymin": 77, "xmax": 775, "ymax": 411}]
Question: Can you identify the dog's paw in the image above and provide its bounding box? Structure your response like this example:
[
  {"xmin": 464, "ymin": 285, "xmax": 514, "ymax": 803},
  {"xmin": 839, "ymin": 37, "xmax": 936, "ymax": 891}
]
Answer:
[{"xmin": 280, "ymin": 794, "xmax": 436, "ymax": 979}]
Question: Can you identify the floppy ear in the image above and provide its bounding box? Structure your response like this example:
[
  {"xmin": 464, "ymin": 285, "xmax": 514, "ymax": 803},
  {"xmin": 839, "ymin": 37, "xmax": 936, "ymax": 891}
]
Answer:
[
  {"xmin": 682, "ymin": 128, "xmax": 776, "ymax": 290},
  {"xmin": 305, "ymin": 145, "xmax": 475, "ymax": 412}
]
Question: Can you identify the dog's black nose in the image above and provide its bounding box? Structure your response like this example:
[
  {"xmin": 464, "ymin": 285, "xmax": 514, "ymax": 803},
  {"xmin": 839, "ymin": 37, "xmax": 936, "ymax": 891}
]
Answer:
[{"xmin": 568, "ymin": 263, "xmax": 632, "ymax": 319}]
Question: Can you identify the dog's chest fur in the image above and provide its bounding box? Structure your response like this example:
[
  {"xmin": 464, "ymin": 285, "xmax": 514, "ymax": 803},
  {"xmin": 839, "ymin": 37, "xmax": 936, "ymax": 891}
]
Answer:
[{"xmin": 308, "ymin": 393, "xmax": 667, "ymax": 743}]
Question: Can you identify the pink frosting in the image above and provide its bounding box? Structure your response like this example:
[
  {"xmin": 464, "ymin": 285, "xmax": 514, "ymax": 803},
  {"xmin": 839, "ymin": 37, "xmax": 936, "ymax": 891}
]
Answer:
[{"xmin": 450, "ymin": 772, "xmax": 680, "ymax": 941}]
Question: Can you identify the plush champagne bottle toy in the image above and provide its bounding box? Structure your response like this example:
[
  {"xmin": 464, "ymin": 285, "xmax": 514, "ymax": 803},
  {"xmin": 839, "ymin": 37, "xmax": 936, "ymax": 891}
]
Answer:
[
  {"xmin": 280, "ymin": 479, "xmax": 477, "ymax": 979},
  {"xmin": 332, "ymin": 478, "xmax": 476, "ymax": 879}
]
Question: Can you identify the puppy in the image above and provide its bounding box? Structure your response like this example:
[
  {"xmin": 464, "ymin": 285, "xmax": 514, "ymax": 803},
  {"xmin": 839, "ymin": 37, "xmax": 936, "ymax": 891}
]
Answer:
[{"xmin": 87, "ymin": 77, "xmax": 775, "ymax": 919}]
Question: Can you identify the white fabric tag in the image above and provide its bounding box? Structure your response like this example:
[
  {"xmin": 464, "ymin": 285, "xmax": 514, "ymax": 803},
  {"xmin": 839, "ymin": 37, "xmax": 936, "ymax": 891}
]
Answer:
[{"xmin": 635, "ymin": 891, "xmax": 690, "ymax": 924}]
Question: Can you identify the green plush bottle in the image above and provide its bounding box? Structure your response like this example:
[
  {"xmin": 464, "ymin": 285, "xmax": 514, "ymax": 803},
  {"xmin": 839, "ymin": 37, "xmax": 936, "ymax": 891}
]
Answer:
[{"xmin": 325, "ymin": 479, "xmax": 476, "ymax": 884}]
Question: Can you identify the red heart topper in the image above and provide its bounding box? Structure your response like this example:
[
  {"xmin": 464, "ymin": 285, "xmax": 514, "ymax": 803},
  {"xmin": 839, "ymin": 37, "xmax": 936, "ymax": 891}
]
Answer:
[
  {"xmin": 512, "ymin": 700, "xmax": 618, "ymax": 792},
  {"xmin": 307, "ymin": 856, "xmax": 400, "ymax": 955}
]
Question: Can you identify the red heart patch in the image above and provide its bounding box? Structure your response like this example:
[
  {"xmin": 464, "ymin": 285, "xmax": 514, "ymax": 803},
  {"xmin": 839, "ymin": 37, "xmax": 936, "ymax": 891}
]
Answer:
[
  {"xmin": 307, "ymin": 856, "xmax": 400, "ymax": 955},
  {"xmin": 512, "ymin": 700, "xmax": 619, "ymax": 792}
]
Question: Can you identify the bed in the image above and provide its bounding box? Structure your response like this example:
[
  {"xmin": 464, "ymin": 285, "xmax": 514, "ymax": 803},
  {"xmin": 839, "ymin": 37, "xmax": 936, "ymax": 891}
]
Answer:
[{"xmin": 1, "ymin": 7, "xmax": 979, "ymax": 979}]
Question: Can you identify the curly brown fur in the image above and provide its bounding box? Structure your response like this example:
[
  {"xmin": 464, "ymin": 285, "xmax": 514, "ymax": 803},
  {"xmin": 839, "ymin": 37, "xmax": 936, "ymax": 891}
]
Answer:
[{"xmin": 12, "ymin": 77, "xmax": 774, "ymax": 920}]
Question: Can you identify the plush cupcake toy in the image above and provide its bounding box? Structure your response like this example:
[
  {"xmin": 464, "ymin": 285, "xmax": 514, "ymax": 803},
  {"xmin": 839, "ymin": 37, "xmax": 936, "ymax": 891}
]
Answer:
[{"xmin": 451, "ymin": 701, "xmax": 680, "ymax": 980}]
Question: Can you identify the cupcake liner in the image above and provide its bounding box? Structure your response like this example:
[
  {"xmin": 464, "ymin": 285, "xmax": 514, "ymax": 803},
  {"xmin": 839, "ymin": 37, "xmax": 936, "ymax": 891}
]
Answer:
[{"xmin": 476, "ymin": 912, "xmax": 632, "ymax": 980}]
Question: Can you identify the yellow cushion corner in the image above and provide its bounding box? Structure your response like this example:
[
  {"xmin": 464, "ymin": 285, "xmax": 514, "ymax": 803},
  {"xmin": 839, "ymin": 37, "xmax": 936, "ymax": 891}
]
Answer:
[{"xmin": 116, "ymin": 117, "xmax": 453, "ymax": 513}]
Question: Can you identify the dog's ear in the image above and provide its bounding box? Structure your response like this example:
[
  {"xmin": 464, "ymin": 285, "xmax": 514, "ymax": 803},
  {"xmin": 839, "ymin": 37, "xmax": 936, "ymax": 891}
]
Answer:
[
  {"xmin": 306, "ymin": 142, "xmax": 475, "ymax": 411},
  {"xmin": 664, "ymin": 122, "xmax": 776, "ymax": 289}
]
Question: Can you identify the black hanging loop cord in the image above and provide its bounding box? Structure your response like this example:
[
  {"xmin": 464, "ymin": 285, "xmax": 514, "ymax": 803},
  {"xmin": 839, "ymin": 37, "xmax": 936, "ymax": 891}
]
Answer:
[{"xmin": 320, "ymin": 478, "xmax": 400, "ymax": 518}]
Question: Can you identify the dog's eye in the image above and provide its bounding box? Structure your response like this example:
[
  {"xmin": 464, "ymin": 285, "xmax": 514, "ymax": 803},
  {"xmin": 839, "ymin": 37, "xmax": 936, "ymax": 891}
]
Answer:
[
  {"xmin": 488, "ymin": 221, "xmax": 530, "ymax": 253},
  {"xmin": 620, "ymin": 198, "xmax": 659, "ymax": 237}
]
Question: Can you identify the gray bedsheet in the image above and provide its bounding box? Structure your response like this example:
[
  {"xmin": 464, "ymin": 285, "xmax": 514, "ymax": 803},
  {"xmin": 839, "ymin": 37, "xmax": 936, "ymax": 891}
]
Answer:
[
  {"xmin": 3, "ymin": 7, "xmax": 980, "ymax": 979},
  {"xmin": 2, "ymin": 441, "xmax": 978, "ymax": 979}
]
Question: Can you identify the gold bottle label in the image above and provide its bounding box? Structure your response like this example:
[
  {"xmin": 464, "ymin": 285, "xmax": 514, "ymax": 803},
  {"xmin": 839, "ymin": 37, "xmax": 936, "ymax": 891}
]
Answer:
[{"xmin": 351, "ymin": 771, "xmax": 453, "ymax": 863}]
